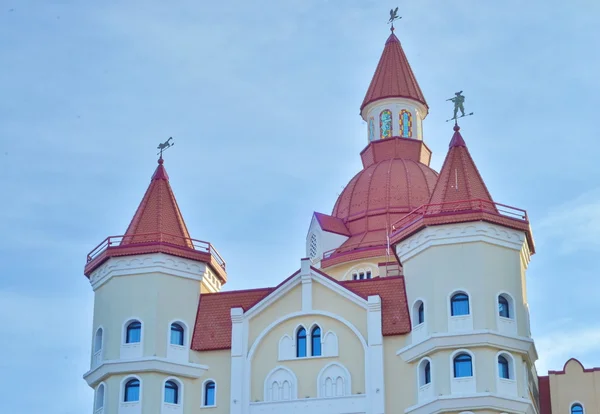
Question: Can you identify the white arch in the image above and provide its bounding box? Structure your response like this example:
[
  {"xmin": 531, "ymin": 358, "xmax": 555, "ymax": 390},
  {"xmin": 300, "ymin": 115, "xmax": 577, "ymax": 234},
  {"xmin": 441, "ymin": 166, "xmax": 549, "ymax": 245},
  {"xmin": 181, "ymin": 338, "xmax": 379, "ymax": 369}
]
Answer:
[
  {"xmin": 167, "ymin": 319, "xmax": 189, "ymax": 347},
  {"xmin": 496, "ymin": 291, "xmax": 516, "ymax": 320},
  {"xmin": 317, "ymin": 362, "xmax": 351, "ymax": 397},
  {"xmin": 496, "ymin": 350, "xmax": 516, "ymax": 380},
  {"xmin": 201, "ymin": 378, "xmax": 217, "ymax": 407},
  {"xmin": 417, "ymin": 357, "xmax": 432, "ymax": 388},
  {"xmin": 264, "ymin": 366, "xmax": 298, "ymax": 401},
  {"xmin": 448, "ymin": 289, "xmax": 472, "ymax": 317},
  {"xmin": 94, "ymin": 326, "xmax": 104, "ymax": 353},
  {"xmin": 162, "ymin": 376, "xmax": 183, "ymax": 405},
  {"xmin": 412, "ymin": 298, "xmax": 426, "ymax": 326},
  {"xmin": 450, "ymin": 349, "xmax": 475, "ymax": 378},
  {"xmin": 120, "ymin": 375, "xmax": 142, "ymax": 403},
  {"xmin": 343, "ymin": 262, "xmax": 376, "ymax": 280},
  {"xmin": 122, "ymin": 317, "xmax": 143, "ymax": 344},
  {"xmin": 94, "ymin": 382, "xmax": 106, "ymax": 411},
  {"xmin": 322, "ymin": 330, "xmax": 339, "ymax": 357}
]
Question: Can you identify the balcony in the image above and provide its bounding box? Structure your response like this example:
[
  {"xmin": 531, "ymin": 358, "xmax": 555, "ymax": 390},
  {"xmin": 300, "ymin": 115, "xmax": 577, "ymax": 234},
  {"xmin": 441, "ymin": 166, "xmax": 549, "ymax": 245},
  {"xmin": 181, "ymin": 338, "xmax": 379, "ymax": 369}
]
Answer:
[{"xmin": 84, "ymin": 232, "xmax": 227, "ymax": 282}]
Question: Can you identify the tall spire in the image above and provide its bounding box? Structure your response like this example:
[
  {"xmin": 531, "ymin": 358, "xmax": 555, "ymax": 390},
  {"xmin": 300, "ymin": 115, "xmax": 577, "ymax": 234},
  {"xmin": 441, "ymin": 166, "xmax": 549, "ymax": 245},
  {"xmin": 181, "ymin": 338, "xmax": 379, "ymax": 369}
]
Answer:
[
  {"xmin": 122, "ymin": 158, "xmax": 192, "ymax": 247},
  {"xmin": 361, "ymin": 32, "xmax": 427, "ymax": 112},
  {"xmin": 428, "ymin": 125, "xmax": 493, "ymax": 206}
]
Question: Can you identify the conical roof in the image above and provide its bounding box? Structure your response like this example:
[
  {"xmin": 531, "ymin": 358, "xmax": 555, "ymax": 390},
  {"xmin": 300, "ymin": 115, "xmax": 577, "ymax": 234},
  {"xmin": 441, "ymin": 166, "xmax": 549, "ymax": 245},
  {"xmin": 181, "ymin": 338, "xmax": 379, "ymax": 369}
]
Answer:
[
  {"xmin": 122, "ymin": 158, "xmax": 192, "ymax": 247},
  {"xmin": 361, "ymin": 31, "xmax": 427, "ymax": 111},
  {"xmin": 428, "ymin": 125, "xmax": 493, "ymax": 209}
]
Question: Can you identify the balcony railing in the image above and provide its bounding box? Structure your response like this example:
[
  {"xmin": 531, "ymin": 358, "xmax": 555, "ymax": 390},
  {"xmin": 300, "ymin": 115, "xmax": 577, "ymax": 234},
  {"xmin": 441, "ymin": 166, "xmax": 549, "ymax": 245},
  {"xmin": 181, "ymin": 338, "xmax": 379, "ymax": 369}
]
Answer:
[
  {"xmin": 86, "ymin": 232, "xmax": 226, "ymax": 271},
  {"xmin": 390, "ymin": 199, "xmax": 528, "ymax": 238}
]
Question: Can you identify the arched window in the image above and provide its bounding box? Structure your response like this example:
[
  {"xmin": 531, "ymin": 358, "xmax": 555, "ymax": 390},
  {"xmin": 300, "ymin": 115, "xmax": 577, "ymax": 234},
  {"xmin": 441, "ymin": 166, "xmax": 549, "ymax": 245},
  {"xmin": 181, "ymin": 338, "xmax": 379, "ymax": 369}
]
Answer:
[
  {"xmin": 498, "ymin": 295, "xmax": 510, "ymax": 318},
  {"xmin": 571, "ymin": 403, "xmax": 584, "ymax": 414},
  {"xmin": 126, "ymin": 321, "xmax": 141, "ymax": 344},
  {"xmin": 418, "ymin": 303, "xmax": 424, "ymax": 325},
  {"xmin": 498, "ymin": 355, "xmax": 510, "ymax": 379},
  {"xmin": 451, "ymin": 293, "xmax": 470, "ymax": 316},
  {"xmin": 453, "ymin": 353, "xmax": 473, "ymax": 378},
  {"xmin": 418, "ymin": 359, "xmax": 431, "ymax": 387},
  {"xmin": 164, "ymin": 380, "xmax": 179, "ymax": 404},
  {"xmin": 380, "ymin": 109, "xmax": 392, "ymax": 139},
  {"xmin": 311, "ymin": 326, "xmax": 321, "ymax": 356},
  {"xmin": 399, "ymin": 109, "xmax": 413, "ymax": 138},
  {"xmin": 124, "ymin": 379, "xmax": 140, "ymax": 402},
  {"xmin": 296, "ymin": 327, "xmax": 307, "ymax": 357},
  {"xmin": 204, "ymin": 381, "xmax": 216, "ymax": 406},
  {"xmin": 170, "ymin": 323, "xmax": 184, "ymax": 346},
  {"xmin": 368, "ymin": 117, "xmax": 375, "ymax": 141},
  {"xmin": 95, "ymin": 383, "xmax": 105, "ymax": 411},
  {"xmin": 94, "ymin": 327, "xmax": 103, "ymax": 354}
]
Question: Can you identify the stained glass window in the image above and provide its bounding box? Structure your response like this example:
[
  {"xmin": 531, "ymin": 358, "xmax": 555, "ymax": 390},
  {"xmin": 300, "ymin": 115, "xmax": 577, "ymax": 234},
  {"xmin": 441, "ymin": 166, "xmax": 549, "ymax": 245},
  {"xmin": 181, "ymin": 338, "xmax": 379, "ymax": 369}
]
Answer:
[
  {"xmin": 380, "ymin": 110, "xmax": 392, "ymax": 139},
  {"xmin": 368, "ymin": 118, "xmax": 375, "ymax": 141},
  {"xmin": 399, "ymin": 110, "xmax": 412, "ymax": 138}
]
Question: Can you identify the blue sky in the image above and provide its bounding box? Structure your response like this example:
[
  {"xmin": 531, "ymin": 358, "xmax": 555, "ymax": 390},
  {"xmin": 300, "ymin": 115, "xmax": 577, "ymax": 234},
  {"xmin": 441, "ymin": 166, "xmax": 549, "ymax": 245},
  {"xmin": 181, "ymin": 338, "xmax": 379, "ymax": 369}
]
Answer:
[{"xmin": 1, "ymin": 0, "xmax": 599, "ymax": 412}]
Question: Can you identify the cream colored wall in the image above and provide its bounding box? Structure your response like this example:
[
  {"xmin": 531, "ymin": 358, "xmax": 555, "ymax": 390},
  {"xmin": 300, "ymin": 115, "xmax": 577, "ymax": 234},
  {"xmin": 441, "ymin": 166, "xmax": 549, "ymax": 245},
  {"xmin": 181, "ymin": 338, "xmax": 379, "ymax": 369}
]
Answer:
[
  {"xmin": 250, "ymin": 315, "xmax": 365, "ymax": 401},
  {"xmin": 191, "ymin": 350, "xmax": 231, "ymax": 414},
  {"xmin": 402, "ymin": 241, "xmax": 529, "ymax": 337},
  {"xmin": 312, "ymin": 281, "xmax": 367, "ymax": 338},
  {"xmin": 383, "ymin": 336, "xmax": 414, "ymax": 411},
  {"xmin": 92, "ymin": 271, "xmax": 201, "ymax": 361},
  {"xmin": 248, "ymin": 285, "xmax": 302, "ymax": 346},
  {"xmin": 549, "ymin": 359, "xmax": 600, "ymax": 414}
]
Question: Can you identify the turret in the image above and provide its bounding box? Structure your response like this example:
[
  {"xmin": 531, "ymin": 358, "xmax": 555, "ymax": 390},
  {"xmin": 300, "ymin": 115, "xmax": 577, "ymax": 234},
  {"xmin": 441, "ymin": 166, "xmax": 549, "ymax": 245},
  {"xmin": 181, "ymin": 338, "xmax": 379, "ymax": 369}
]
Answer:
[
  {"xmin": 390, "ymin": 125, "xmax": 537, "ymax": 411},
  {"xmin": 83, "ymin": 157, "xmax": 226, "ymax": 414}
]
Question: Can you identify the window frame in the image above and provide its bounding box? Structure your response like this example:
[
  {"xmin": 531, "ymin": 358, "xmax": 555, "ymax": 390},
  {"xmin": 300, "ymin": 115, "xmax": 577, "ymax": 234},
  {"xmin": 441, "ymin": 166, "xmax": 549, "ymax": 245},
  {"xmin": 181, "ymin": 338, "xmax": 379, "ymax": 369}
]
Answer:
[
  {"xmin": 123, "ymin": 319, "xmax": 143, "ymax": 345},
  {"xmin": 94, "ymin": 326, "xmax": 104, "ymax": 354},
  {"xmin": 311, "ymin": 325, "xmax": 322, "ymax": 357},
  {"xmin": 498, "ymin": 355, "xmax": 510, "ymax": 379},
  {"xmin": 450, "ymin": 292, "xmax": 470, "ymax": 317},
  {"xmin": 453, "ymin": 352, "xmax": 473, "ymax": 378},
  {"xmin": 169, "ymin": 322, "xmax": 185, "ymax": 347},
  {"xmin": 571, "ymin": 402, "xmax": 585, "ymax": 414},
  {"xmin": 202, "ymin": 379, "xmax": 217, "ymax": 407},
  {"xmin": 122, "ymin": 376, "xmax": 142, "ymax": 403},
  {"xmin": 417, "ymin": 357, "xmax": 432, "ymax": 387},
  {"xmin": 163, "ymin": 378, "xmax": 182, "ymax": 405},
  {"xmin": 296, "ymin": 326, "xmax": 307, "ymax": 358},
  {"xmin": 94, "ymin": 382, "xmax": 106, "ymax": 412}
]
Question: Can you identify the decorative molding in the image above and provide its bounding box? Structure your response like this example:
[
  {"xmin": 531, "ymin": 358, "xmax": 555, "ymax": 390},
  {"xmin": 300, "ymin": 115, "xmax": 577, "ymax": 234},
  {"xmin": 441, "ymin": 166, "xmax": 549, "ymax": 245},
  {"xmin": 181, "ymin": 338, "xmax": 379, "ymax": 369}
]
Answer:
[
  {"xmin": 396, "ymin": 330, "xmax": 538, "ymax": 363},
  {"xmin": 395, "ymin": 222, "xmax": 528, "ymax": 263},
  {"xmin": 404, "ymin": 392, "xmax": 536, "ymax": 414},
  {"xmin": 83, "ymin": 357, "xmax": 209, "ymax": 387},
  {"xmin": 89, "ymin": 253, "xmax": 207, "ymax": 290},
  {"xmin": 249, "ymin": 394, "xmax": 367, "ymax": 414}
]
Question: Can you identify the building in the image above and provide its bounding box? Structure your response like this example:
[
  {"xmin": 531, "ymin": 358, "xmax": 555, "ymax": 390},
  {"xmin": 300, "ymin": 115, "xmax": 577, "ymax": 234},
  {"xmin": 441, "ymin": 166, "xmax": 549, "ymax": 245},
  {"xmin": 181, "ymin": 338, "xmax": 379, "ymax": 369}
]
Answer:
[{"xmin": 82, "ymin": 26, "xmax": 600, "ymax": 414}]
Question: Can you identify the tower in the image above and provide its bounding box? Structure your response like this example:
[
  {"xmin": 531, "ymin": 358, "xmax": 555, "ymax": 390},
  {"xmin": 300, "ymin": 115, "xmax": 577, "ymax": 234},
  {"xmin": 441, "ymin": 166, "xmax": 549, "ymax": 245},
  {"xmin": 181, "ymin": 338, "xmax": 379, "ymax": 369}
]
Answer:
[
  {"xmin": 306, "ymin": 29, "xmax": 437, "ymax": 281},
  {"xmin": 390, "ymin": 125, "xmax": 538, "ymax": 412},
  {"xmin": 83, "ymin": 157, "xmax": 227, "ymax": 414}
]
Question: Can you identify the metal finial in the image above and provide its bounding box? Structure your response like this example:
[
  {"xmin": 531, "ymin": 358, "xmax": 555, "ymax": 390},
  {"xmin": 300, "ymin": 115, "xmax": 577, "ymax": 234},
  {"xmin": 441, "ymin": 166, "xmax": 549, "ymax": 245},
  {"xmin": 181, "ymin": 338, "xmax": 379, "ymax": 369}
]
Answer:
[
  {"xmin": 445, "ymin": 91, "xmax": 474, "ymax": 124},
  {"xmin": 388, "ymin": 7, "xmax": 401, "ymax": 31},
  {"xmin": 157, "ymin": 137, "xmax": 175, "ymax": 159}
]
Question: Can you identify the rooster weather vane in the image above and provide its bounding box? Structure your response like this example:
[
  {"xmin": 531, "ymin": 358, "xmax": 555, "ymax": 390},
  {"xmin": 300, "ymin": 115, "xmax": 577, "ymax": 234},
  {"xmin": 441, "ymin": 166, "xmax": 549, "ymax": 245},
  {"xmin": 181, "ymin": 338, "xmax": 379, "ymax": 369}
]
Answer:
[
  {"xmin": 388, "ymin": 7, "xmax": 401, "ymax": 30},
  {"xmin": 157, "ymin": 137, "xmax": 174, "ymax": 158}
]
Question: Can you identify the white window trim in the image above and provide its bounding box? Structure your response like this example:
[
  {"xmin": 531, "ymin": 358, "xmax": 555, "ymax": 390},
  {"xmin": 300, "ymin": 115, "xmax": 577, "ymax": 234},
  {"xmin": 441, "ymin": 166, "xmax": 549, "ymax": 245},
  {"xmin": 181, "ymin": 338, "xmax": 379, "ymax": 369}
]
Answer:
[
  {"xmin": 162, "ymin": 376, "xmax": 184, "ymax": 406},
  {"xmin": 316, "ymin": 362, "xmax": 352, "ymax": 398},
  {"xmin": 122, "ymin": 318, "xmax": 144, "ymax": 345},
  {"xmin": 167, "ymin": 319, "xmax": 189, "ymax": 347},
  {"xmin": 570, "ymin": 401, "xmax": 585, "ymax": 414},
  {"xmin": 344, "ymin": 263, "xmax": 375, "ymax": 281},
  {"xmin": 417, "ymin": 357, "xmax": 432, "ymax": 388},
  {"xmin": 264, "ymin": 366, "xmax": 298, "ymax": 402},
  {"xmin": 95, "ymin": 382, "xmax": 106, "ymax": 412},
  {"xmin": 448, "ymin": 289, "xmax": 472, "ymax": 317},
  {"xmin": 94, "ymin": 326, "xmax": 104, "ymax": 353},
  {"xmin": 294, "ymin": 324, "xmax": 307, "ymax": 358},
  {"xmin": 412, "ymin": 298, "xmax": 426, "ymax": 327},
  {"xmin": 202, "ymin": 378, "xmax": 217, "ymax": 407},
  {"xmin": 495, "ymin": 351, "xmax": 516, "ymax": 380},
  {"xmin": 450, "ymin": 349, "xmax": 475, "ymax": 379},
  {"xmin": 120, "ymin": 375, "xmax": 143, "ymax": 404},
  {"xmin": 308, "ymin": 323, "xmax": 323, "ymax": 357}
]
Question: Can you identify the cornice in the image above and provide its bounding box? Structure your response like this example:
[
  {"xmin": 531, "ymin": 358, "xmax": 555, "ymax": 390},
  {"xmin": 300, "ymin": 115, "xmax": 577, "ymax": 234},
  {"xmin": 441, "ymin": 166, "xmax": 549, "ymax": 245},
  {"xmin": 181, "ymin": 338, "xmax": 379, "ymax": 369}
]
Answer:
[
  {"xmin": 405, "ymin": 393, "xmax": 536, "ymax": 414},
  {"xmin": 83, "ymin": 357, "xmax": 209, "ymax": 387}
]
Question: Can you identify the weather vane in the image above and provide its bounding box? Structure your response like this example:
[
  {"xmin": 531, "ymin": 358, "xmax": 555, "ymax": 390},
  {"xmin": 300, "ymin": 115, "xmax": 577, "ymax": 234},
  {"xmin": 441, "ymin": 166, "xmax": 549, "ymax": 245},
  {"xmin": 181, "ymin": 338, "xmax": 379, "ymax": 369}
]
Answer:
[
  {"xmin": 446, "ymin": 91, "xmax": 474, "ymax": 123},
  {"xmin": 157, "ymin": 137, "xmax": 174, "ymax": 159},
  {"xmin": 388, "ymin": 7, "xmax": 401, "ymax": 31}
]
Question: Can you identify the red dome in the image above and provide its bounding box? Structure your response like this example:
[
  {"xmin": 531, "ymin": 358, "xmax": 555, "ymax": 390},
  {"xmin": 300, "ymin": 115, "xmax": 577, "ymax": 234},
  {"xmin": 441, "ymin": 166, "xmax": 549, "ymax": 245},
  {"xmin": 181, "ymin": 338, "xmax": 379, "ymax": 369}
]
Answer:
[{"xmin": 329, "ymin": 154, "xmax": 437, "ymax": 257}]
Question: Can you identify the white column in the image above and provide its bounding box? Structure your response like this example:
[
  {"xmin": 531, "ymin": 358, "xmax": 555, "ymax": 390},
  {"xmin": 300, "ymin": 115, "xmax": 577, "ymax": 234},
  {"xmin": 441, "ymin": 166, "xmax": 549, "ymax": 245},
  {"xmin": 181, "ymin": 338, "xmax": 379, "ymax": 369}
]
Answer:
[
  {"xmin": 301, "ymin": 258, "xmax": 312, "ymax": 311},
  {"xmin": 367, "ymin": 295, "xmax": 385, "ymax": 414},
  {"xmin": 230, "ymin": 307, "xmax": 244, "ymax": 414}
]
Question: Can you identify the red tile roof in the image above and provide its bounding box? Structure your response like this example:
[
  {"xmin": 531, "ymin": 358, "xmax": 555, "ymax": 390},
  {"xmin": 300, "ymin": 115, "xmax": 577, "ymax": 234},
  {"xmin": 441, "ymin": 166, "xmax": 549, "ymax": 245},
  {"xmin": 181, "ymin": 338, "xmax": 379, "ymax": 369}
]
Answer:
[
  {"xmin": 122, "ymin": 158, "xmax": 192, "ymax": 247},
  {"xmin": 314, "ymin": 212, "xmax": 351, "ymax": 237},
  {"xmin": 191, "ymin": 271, "xmax": 410, "ymax": 351},
  {"xmin": 427, "ymin": 125, "xmax": 494, "ymax": 208},
  {"xmin": 361, "ymin": 32, "xmax": 427, "ymax": 112}
]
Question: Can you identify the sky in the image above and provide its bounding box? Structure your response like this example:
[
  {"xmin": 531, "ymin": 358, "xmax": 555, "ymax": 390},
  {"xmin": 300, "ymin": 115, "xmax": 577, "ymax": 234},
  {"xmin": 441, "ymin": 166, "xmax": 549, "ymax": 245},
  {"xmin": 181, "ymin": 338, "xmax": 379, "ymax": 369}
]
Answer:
[{"xmin": 1, "ymin": 0, "xmax": 599, "ymax": 412}]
